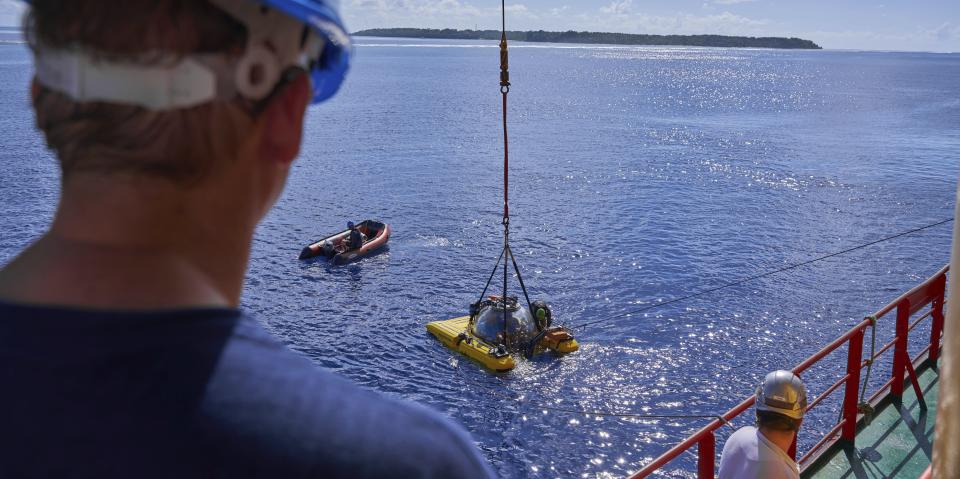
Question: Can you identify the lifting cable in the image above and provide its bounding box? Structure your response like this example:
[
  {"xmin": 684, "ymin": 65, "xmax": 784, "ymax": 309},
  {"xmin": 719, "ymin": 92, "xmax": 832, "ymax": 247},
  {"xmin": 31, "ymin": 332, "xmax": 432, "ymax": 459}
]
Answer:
[
  {"xmin": 515, "ymin": 403, "xmax": 735, "ymax": 428},
  {"xmin": 475, "ymin": 0, "xmax": 535, "ymax": 347},
  {"xmin": 452, "ymin": 367, "xmax": 737, "ymax": 427},
  {"xmin": 572, "ymin": 217, "xmax": 955, "ymax": 330},
  {"xmin": 483, "ymin": 401, "xmax": 737, "ymax": 429},
  {"xmin": 857, "ymin": 316, "xmax": 877, "ymax": 421}
]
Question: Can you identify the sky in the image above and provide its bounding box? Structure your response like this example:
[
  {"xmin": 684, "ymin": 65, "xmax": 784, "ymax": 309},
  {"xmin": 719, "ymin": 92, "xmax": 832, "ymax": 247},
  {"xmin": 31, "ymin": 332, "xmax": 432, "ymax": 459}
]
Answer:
[{"xmin": 0, "ymin": 0, "xmax": 958, "ymax": 52}]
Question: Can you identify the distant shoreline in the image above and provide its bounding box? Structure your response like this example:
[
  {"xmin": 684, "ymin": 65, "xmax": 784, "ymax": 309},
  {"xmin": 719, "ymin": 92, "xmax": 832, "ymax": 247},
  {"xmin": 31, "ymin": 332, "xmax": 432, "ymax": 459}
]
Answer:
[{"xmin": 354, "ymin": 28, "xmax": 822, "ymax": 50}]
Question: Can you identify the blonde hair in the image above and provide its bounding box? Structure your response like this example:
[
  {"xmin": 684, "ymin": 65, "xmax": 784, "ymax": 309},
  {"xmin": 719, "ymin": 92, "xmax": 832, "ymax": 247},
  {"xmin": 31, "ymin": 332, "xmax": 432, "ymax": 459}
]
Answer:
[{"xmin": 28, "ymin": 0, "xmax": 255, "ymax": 184}]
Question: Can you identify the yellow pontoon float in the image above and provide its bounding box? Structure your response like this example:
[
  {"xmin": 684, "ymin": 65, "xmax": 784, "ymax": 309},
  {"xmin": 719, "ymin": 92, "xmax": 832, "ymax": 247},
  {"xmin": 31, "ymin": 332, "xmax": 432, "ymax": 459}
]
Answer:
[
  {"xmin": 427, "ymin": 297, "xmax": 578, "ymax": 372},
  {"xmin": 426, "ymin": 7, "xmax": 578, "ymax": 371}
]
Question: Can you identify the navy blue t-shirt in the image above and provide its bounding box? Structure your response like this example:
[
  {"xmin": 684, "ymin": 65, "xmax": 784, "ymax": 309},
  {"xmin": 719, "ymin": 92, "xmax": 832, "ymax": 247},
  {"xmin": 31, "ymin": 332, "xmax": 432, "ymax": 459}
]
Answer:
[{"xmin": 0, "ymin": 302, "xmax": 495, "ymax": 478}]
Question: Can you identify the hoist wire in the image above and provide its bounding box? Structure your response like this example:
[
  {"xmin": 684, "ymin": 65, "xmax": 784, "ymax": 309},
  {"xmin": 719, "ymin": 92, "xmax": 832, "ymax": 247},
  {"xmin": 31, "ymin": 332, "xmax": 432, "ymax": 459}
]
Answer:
[
  {"xmin": 521, "ymin": 403, "xmax": 735, "ymax": 427},
  {"xmin": 501, "ymin": 0, "xmax": 506, "ymax": 33},
  {"xmin": 508, "ymin": 245, "xmax": 533, "ymax": 312},
  {"xmin": 859, "ymin": 317, "xmax": 877, "ymax": 405},
  {"xmin": 452, "ymin": 367, "xmax": 736, "ymax": 427},
  {"xmin": 471, "ymin": 0, "xmax": 535, "ymax": 347},
  {"xmin": 478, "ymin": 248, "xmax": 506, "ymax": 303},
  {"xmin": 573, "ymin": 218, "xmax": 955, "ymax": 330},
  {"xmin": 499, "ymin": 0, "xmax": 510, "ymax": 226},
  {"xmin": 500, "ymin": 0, "xmax": 510, "ymax": 342}
]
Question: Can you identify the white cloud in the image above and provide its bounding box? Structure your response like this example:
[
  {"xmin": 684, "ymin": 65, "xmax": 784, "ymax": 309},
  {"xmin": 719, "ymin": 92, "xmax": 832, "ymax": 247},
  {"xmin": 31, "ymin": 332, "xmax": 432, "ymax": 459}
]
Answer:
[
  {"xmin": 584, "ymin": 9, "xmax": 770, "ymax": 36},
  {"xmin": 344, "ymin": 0, "xmax": 542, "ymax": 30},
  {"xmin": 346, "ymin": 0, "xmax": 482, "ymax": 21},
  {"xmin": 504, "ymin": 4, "xmax": 531, "ymax": 16},
  {"xmin": 713, "ymin": 0, "xmax": 758, "ymax": 5},
  {"xmin": 930, "ymin": 22, "xmax": 959, "ymax": 42},
  {"xmin": 800, "ymin": 25, "xmax": 960, "ymax": 52},
  {"xmin": 601, "ymin": 0, "xmax": 633, "ymax": 16}
]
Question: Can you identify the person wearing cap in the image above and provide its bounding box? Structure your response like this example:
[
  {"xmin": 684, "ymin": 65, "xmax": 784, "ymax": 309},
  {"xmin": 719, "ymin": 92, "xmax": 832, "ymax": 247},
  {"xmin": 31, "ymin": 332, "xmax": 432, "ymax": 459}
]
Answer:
[
  {"xmin": 346, "ymin": 221, "xmax": 366, "ymax": 250},
  {"xmin": 718, "ymin": 370, "xmax": 808, "ymax": 479},
  {"xmin": 0, "ymin": 1, "xmax": 494, "ymax": 478}
]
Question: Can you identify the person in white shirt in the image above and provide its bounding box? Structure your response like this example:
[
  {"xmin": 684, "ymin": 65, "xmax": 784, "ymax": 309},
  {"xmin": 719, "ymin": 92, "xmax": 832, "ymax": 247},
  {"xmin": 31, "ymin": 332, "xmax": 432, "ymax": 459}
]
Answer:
[{"xmin": 718, "ymin": 370, "xmax": 808, "ymax": 479}]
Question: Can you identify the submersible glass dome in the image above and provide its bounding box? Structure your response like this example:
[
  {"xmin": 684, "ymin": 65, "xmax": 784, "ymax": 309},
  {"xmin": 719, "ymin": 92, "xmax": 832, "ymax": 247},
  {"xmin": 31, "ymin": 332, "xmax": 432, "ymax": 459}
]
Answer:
[{"xmin": 471, "ymin": 298, "xmax": 538, "ymax": 348}]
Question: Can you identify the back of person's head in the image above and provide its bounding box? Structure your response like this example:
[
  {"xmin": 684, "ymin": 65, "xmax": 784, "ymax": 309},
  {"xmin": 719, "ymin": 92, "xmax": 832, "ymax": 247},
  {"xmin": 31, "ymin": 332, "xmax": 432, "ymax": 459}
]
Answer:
[
  {"xmin": 27, "ymin": 1, "xmax": 253, "ymax": 185},
  {"xmin": 756, "ymin": 410, "xmax": 802, "ymax": 432},
  {"xmin": 26, "ymin": 0, "xmax": 350, "ymax": 189},
  {"xmin": 755, "ymin": 369, "xmax": 807, "ymax": 431}
]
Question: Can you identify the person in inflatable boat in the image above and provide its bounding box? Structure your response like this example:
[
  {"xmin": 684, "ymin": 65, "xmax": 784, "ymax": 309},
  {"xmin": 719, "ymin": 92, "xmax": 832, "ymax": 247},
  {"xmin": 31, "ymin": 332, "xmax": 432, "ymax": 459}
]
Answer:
[{"xmin": 346, "ymin": 220, "xmax": 366, "ymax": 250}]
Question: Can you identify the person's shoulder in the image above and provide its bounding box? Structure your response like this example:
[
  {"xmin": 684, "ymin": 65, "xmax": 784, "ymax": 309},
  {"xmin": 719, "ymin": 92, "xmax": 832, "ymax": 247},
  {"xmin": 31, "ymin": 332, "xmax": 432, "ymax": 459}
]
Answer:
[
  {"xmin": 730, "ymin": 425, "xmax": 758, "ymax": 440},
  {"xmin": 353, "ymin": 389, "xmax": 497, "ymax": 478},
  {"xmin": 201, "ymin": 316, "xmax": 496, "ymax": 478},
  {"xmin": 721, "ymin": 426, "xmax": 758, "ymax": 456},
  {"xmin": 718, "ymin": 426, "xmax": 761, "ymax": 479}
]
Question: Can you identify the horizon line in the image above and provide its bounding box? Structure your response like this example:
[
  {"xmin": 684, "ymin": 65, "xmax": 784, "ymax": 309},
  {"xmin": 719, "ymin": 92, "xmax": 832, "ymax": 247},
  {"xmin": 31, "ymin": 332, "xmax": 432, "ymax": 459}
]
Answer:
[{"xmin": 0, "ymin": 25, "xmax": 955, "ymax": 55}]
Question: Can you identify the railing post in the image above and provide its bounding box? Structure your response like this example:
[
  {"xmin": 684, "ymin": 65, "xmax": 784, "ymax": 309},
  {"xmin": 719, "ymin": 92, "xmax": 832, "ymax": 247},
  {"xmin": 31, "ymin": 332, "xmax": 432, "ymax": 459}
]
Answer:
[
  {"xmin": 841, "ymin": 327, "xmax": 864, "ymax": 442},
  {"xmin": 697, "ymin": 432, "xmax": 715, "ymax": 479},
  {"xmin": 891, "ymin": 299, "xmax": 910, "ymax": 398},
  {"xmin": 929, "ymin": 275, "xmax": 946, "ymax": 362}
]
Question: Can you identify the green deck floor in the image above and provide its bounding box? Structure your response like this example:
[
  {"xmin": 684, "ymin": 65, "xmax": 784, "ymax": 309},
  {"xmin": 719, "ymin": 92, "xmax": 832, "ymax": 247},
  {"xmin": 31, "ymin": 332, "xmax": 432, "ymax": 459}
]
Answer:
[{"xmin": 804, "ymin": 362, "xmax": 939, "ymax": 479}]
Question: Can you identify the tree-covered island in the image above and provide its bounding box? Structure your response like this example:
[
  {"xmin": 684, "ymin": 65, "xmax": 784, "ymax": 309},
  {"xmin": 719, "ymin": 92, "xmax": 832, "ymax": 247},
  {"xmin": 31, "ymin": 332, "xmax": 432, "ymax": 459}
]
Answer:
[{"xmin": 354, "ymin": 28, "xmax": 822, "ymax": 49}]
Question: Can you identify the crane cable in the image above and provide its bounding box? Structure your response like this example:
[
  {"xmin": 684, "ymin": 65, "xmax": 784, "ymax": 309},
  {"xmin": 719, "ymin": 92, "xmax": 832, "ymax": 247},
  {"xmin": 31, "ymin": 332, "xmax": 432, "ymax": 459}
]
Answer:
[
  {"xmin": 451, "ymin": 366, "xmax": 737, "ymax": 427},
  {"xmin": 500, "ymin": 0, "xmax": 511, "ymax": 228},
  {"xmin": 499, "ymin": 0, "xmax": 512, "ymax": 336},
  {"xmin": 473, "ymin": 0, "xmax": 535, "ymax": 347},
  {"xmin": 572, "ymin": 217, "xmax": 955, "ymax": 330},
  {"xmin": 473, "ymin": 0, "xmax": 536, "ymax": 347}
]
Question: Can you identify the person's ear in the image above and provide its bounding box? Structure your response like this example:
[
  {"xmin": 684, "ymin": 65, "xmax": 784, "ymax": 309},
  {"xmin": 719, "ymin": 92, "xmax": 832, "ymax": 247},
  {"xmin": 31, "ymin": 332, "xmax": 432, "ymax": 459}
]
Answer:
[{"xmin": 257, "ymin": 72, "xmax": 311, "ymax": 166}]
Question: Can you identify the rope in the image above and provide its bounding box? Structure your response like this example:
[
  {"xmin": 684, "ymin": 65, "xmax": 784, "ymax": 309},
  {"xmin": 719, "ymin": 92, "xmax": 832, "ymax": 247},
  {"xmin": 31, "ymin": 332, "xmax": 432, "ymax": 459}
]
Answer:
[
  {"xmin": 572, "ymin": 218, "xmax": 954, "ymax": 330},
  {"xmin": 465, "ymin": 371, "xmax": 737, "ymax": 427},
  {"xmin": 857, "ymin": 316, "xmax": 877, "ymax": 422},
  {"xmin": 525, "ymin": 404, "xmax": 735, "ymax": 429},
  {"xmin": 478, "ymin": 247, "xmax": 505, "ymax": 303},
  {"xmin": 859, "ymin": 316, "xmax": 876, "ymax": 405},
  {"xmin": 508, "ymin": 245, "xmax": 533, "ymax": 312},
  {"xmin": 449, "ymin": 359, "xmax": 736, "ymax": 433},
  {"xmin": 833, "ymin": 316, "xmax": 878, "ymax": 425}
]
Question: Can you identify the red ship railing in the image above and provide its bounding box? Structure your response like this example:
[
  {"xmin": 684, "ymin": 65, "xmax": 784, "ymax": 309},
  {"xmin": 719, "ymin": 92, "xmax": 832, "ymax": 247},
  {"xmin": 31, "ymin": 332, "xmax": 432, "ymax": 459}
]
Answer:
[{"xmin": 629, "ymin": 265, "xmax": 948, "ymax": 479}]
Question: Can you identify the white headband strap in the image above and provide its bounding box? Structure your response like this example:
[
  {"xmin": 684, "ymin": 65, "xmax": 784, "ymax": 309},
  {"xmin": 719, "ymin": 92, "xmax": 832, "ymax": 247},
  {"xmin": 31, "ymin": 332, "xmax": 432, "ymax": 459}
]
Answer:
[
  {"xmin": 31, "ymin": 0, "xmax": 324, "ymax": 111},
  {"xmin": 33, "ymin": 49, "xmax": 233, "ymax": 110}
]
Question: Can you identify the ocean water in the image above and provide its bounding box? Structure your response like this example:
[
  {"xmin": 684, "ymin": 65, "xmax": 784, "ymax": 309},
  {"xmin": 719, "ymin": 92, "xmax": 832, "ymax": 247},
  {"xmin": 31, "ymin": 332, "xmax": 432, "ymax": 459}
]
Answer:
[{"xmin": 1, "ymin": 37, "xmax": 959, "ymax": 478}]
